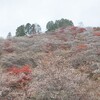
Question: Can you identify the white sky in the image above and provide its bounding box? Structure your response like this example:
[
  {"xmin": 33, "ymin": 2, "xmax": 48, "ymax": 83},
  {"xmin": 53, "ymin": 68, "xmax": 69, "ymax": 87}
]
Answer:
[{"xmin": 0, "ymin": 0, "xmax": 100, "ymax": 38}]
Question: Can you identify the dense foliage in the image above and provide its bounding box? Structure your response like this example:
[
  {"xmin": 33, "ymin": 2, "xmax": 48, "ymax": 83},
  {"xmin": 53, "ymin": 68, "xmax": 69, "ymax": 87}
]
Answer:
[
  {"xmin": 16, "ymin": 23, "xmax": 41, "ymax": 36},
  {"xmin": 46, "ymin": 18, "xmax": 74, "ymax": 31}
]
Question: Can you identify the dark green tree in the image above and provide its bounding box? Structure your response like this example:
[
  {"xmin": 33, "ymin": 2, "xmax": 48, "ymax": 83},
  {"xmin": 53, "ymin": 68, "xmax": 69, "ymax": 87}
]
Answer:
[
  {"xmin": 25, "ymin": 23, "xmax": 31, "ymax": 35},
  {"xmin": 16, "ymin": 25, "xmax": 25, "ymax": 36},
  {"xmin": 46, "ymin": 18, "xmax": 74, "ymax": 31},
  {"xmin": 30, "ymin": 24, "xmax": 36, "ymax": 34},
  {"xmin": 46, "ymin": 21, "xmax": 55, "ymax": 31},
  {"xmin": 54, "ymin": 20, "xmax": 60, "ymax": 29},
  {"xmin": 16, "ymin": 23, "xmax": 42, "ymax": 36}
]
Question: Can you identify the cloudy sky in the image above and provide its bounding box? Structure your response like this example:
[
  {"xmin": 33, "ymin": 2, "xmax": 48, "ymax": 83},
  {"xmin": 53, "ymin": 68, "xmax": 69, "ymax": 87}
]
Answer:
[{"xmin": 0, "ymin": 0, "xmax": 100, "ymax": 38}]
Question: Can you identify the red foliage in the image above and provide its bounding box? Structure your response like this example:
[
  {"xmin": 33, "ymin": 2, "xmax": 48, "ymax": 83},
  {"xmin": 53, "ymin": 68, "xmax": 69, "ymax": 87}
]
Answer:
[
  {"xmin": 20, "ymin": 65, "xmax": 32, "ymax": 74},
  {"xmin": 70, "ymin": 26, "xmax": 78, "ymax": 31},
  {"xmin": 8, "ymin": 67, "xmax": 20, "ymax": 74},
  {"xmin": 76, "ymin": 44, "xmax": 87, "ymax": 51},
  {"xmin": 77, "ymin": 28, "xmax": 86, "ymax": 33},
  {"xmin": 93, "ymin": 32, "xmax": 100, "ymax": 36},
  {"xmin": 7, "ymin": 65, "xmax": 32, "ymax": 89},
  {"xmin": 69, "ymin": 26, "xmax": 86, "ymax": 36},
  {"xmin": 8, "ymin": 65, "xmax": 32, "ymax": 75}
]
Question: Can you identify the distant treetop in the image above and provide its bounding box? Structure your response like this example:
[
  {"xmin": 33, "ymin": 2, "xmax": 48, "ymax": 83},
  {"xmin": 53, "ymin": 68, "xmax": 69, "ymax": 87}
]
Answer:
[
  {"xmin": 16, "ymin": 23, "xmax": 41, "ymax": 37},
  {"xmin": 46, "ymin": 18, "xmax": 74, "ymax": 31}
]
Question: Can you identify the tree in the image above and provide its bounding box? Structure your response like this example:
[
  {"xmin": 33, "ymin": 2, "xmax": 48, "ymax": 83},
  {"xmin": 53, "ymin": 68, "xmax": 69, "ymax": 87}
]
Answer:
[
  {"xmin": 55, "ymin": 20, "xmax": 60, "ymax": 29},
  {"xmin": 55, "ymin": 18, "xmax": 73, "ymax": 28},
  {"xmin": 16, "ymin": 25, "xmax": 25, "ymax": 36},
  {"xmin": 46, "ymin": 21, "xmax": 55, "ymax": 31},
  {"xmin": 25, "ymin": 23, "xmax": 31, "ymax": 35},
  {"xmin": 35, "ymin": 24, "xmax": 41, "ymax": 33},
  {"xmin": 16, "ymin": 23, "xmax": 42, "ymax": 37},
  {"xmin": 30, "ymin": 24, "xmax": 36, "ymax": 34},
  {"xmin": 7, "ymin": 32, "xmax": 12, "ymax": 39},
  {"xmin": 46, "ymin": 18, "xmax": 74, "ymax": 31},
  {"xmin": 25, "ymin": 23, "xmax": 36, "ymax": 35}
]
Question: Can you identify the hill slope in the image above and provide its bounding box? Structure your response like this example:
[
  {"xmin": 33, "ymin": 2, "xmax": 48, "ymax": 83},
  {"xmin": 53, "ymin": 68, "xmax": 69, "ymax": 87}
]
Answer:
[{"xmin": 0, "ymin": 26, "xmax": 100, "ymax": 100}]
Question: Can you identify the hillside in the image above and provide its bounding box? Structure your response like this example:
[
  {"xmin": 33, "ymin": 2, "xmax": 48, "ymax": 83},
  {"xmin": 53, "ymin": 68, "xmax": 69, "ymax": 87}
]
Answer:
[{"xmin": 0, "ymin": 26, "xmax": 100, "ymax": 100}]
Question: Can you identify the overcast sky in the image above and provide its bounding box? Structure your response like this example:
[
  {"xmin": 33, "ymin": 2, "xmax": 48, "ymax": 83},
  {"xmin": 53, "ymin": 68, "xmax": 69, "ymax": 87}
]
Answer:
[{"xmin": 0, "ymin": 0, "xmax": 100, "ymax": 38}]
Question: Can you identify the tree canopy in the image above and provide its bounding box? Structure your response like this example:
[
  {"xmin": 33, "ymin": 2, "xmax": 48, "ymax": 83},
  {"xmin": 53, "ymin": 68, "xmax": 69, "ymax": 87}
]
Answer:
[
  {"xmin": 46, "ymin": 18, "xmax": 74, "ymax": 31},
  {"xmin": 16, "ymin": 23, "xmax": 41, "ymax": 37},
  {"xmin": 16, "ymin": 25, "xmax": 25, "ymax": 37}
]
